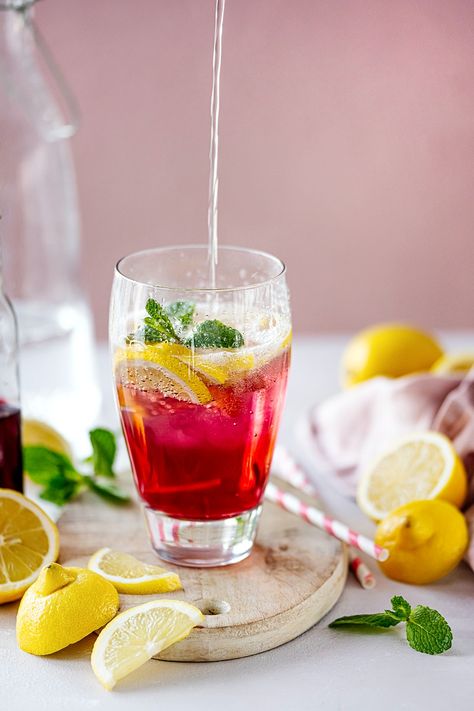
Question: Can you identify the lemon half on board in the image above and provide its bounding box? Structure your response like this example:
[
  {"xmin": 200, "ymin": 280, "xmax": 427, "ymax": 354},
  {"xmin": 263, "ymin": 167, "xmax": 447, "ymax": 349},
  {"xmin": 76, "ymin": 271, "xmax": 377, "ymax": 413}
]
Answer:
[
  {"xmin": 357, "ymin": 431, "xmax": 467, "ymax": 521},
  {"xmin": 91, "ymin": 599, "xmax": 204, "ymax": 690},
  {"xmin": 88, "ymin": 548, "xmax": 182, "ymax": 594},
  {"xmin": 0, "ymin": 489, "xmax": 59, "ymax": 604}
]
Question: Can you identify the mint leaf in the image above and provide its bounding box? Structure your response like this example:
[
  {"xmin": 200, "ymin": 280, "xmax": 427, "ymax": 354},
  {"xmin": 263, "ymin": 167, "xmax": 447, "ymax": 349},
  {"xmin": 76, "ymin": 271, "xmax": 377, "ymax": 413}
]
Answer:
[
  {"xmin": 23, "ymin": 446, "xmax": 77, "ymax": 485},
  {"xmin": 24, "ymin": 432, "xmax": 128, "ymax": 508},
  {"xmin": 144, "ymin": 298, "xmax": 179, "ymax": 342},
  {"xmin": 40, "ymin": 475, "xmax": 83, "ymax": 506},
  {"xmin": 24, "ymin": 446, "xmax": 84, "ymax": 506},
  {"xmin": 391, "ymin": 595, "xmax": 411, "ymax": 621},
  {"xmin": 329, "ymin": 612, "xmax": 401, "ymax": 629},
  {"xmin": 143, "ymin": 326, "xmax": 167, "ymax": 344},
  {"xmin": 329, "ymin": 596, "xmax": 453, "ymax": 656},
  {"xmin": 406, "ymin": 606, "xmax": 452, "ymax": 655},
  {"xmin": 85, "ymin": 477, "xmax": 130, "ymax": 504},
  {"xmin": 88, "ymin": 428, "xmax": 116, "ymax": 478},
  {"xmin": 166, "ymin": 301, "xmax": 195, "ymax": 329},
  {"xmin": 187, "ymin": 320, "xmax": 244, "ymax": 349}
]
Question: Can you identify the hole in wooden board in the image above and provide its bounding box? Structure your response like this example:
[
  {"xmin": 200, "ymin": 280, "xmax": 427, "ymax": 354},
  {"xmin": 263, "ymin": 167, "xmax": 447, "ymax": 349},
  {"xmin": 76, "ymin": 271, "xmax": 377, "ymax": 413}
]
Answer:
[{"xmin": 197, "ymin": 599, "xmax": 231, "ymax": 616}]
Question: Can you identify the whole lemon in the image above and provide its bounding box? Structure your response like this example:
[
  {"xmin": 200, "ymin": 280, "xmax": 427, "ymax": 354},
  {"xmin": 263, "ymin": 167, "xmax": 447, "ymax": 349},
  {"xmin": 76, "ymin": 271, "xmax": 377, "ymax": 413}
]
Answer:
[
  {"xmin": 341, "ymin": 323, "xmax": 443, "ymax": 387},
  {"xmin": 16, "ymin": 563, "xmax": 119, "ymax": 655},
  {"xmin": 375, "ymin": 500, "xmax": 468, "ymax": 584}
]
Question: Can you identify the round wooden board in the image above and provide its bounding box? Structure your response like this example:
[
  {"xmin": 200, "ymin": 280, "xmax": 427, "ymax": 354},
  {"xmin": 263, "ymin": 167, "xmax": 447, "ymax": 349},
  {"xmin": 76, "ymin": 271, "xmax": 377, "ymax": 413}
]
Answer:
[{"xmin": 61, "ymin": 479, "xmax": 347, "ymax": 662}]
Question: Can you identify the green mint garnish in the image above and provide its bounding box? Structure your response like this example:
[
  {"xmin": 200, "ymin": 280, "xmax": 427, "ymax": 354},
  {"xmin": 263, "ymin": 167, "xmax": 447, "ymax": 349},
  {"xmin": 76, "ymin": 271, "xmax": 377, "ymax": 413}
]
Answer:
[
  {"xmin": 166, "ymin": 300, "xmax": 195, "ymax": 329},
  {"xmin": 132, "ymin": 298, "xmax": 244, "ymax": 349},
  {"xmin": 84, "ymin": 477, "xmax": 131, "ymax": 504},
  {"xmin": 329, "ymin": 612, "xmax": 401, "ymax": 628},
  {"xmin": 329, "ymin": 595, "xmax": 452, "ymax": 655},
  {"xmin": 405, "ymin": 605, "xmax": 453, "ymax": 655},
  {"xmin": 143, "ymin": 299, "xmax": 180, "ymax": 343},
  {"xmin": 85, "ymin": 428, "xmax": 117, "ymax": 478},
  {"xmin": 185, "ymin": 320, "xmax": 244, "ymax": 349},
  {"xmin": 24, "ymin": 428, "xmax": 129, "ymax": 506}
]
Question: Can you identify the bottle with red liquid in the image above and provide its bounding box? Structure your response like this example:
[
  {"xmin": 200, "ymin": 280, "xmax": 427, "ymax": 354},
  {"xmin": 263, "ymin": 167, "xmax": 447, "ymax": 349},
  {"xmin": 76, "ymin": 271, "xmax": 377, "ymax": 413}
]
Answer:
[{"xmin": 0, "ymin": 261, "xmax": 22, "ymax": 492}]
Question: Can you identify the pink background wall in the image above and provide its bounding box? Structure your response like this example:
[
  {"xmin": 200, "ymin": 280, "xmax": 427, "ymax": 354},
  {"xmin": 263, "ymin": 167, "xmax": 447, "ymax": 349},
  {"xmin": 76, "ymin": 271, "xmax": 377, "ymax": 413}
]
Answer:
[{"xmin": 37, "ymin": 0, "xmax": 474, "ymax": 337}]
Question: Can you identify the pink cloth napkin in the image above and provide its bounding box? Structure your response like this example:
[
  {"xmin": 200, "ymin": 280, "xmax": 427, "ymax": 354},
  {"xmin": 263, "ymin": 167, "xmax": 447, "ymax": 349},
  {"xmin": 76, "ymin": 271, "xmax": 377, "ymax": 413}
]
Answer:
[{"xmin": 301, "ymin": 371, "xmax": 474, "ymax": 570}]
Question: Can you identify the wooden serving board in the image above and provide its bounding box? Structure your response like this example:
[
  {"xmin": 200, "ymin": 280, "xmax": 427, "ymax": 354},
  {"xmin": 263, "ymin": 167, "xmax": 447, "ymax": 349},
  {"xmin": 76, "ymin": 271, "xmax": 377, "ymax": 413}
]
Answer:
[{"xmin": 60, "ymin": 479, "xmax": 347, "ymax": 662}]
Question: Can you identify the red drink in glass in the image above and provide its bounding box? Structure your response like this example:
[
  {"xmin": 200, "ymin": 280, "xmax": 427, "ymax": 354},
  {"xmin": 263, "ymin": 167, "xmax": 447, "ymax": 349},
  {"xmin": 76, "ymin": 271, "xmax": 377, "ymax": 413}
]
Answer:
[
  {"xmin": 117, "ymin": 349, "xmax": 290, "ymax": 521},
  {"xmin": 110, "ymin": 245, "xmax": 291, "ymax": 565}
]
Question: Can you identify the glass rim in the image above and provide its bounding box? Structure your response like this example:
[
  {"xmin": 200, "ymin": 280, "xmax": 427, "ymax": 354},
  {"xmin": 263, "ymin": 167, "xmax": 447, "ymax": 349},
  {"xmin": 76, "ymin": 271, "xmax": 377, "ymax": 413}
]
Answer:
[{"xmin": 115, "ymin": 244, "xmax": 286, "ymax": 293}]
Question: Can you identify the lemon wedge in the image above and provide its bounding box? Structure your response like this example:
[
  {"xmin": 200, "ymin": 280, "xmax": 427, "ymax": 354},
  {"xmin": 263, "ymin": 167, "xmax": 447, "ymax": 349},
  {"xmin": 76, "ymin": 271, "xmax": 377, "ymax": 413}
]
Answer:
[
  {"xmin": 375, "ymin": 500, "xmax": 468, "ymax": 584},
  {"xmin": 174, "ymin": 354, "xmax": 228, "ymax": 384},
  {"xmin": 22, "ymin": 419, "xmax": 72, "ymax": 458},
  {"xmin": 357, "ymin": 431, "xmax": 468, "ymax": 521},
  {"xmin": 16, "ymin": 563, "xmax": 119, "ymax": 655},
  {"xmin": 88, "ymin": 548, "xmax": 182, "ymax": 594},
  {"xmin": 431, "ymin": 352, "xmax": 474, "ymax": 375},
  {"xmin": 0, "ymin": 489, "xmax": 59, "ymax": 604},
  {"xmin": 91, "ymin": 599, "xmax": 204, "ymax": 690},
  {"xmin": 115, "ymin": 344, "xmax": 212, "ymax": 404}
]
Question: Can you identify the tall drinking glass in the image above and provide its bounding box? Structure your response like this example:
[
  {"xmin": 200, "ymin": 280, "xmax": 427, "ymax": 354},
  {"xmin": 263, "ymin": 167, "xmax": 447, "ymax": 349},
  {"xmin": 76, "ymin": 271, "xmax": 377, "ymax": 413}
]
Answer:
[{"xmin": 110, "ymin": 246, "xmax": 291, "ymax": 566}]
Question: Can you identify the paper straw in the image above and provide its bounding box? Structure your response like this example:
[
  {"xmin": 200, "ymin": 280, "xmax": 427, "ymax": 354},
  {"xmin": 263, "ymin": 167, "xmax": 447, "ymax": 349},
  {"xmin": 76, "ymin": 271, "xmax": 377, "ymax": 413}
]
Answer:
[
  {"xmin": 272, "ymin": 445, "xmax": 320, "ymax": 499},
  {"xmin": 349, "ymin": 551, "xmax": 376, "ymax": 589},
  {"xmin": 264, "ymin": 481, "xmax": 388, "ymax": 562},
  {"xmin": 271, "ymin": 447, "xmax": 378, "ymax": 588}
]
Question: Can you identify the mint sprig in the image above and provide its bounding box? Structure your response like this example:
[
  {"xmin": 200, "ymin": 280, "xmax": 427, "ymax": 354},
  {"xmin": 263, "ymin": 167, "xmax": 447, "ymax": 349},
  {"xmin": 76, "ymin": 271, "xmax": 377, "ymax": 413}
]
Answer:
[
  {"xmin": 130, "ymin": 298, "xmax": 244, "ymax": 349},
  {"xmin": 85, "ymin": 427, "xmax": 117, "ymax": 478},
  {"xmin": 24, "ymin": 428, "xmax": 129, "ymax": 506},
  {"xmin": 185, "ymin": 319, "xmax": 244, "ymax": 349},
  {"xmin": 329, "ymin": 595, "xmax": 452, "ymax": 655}
]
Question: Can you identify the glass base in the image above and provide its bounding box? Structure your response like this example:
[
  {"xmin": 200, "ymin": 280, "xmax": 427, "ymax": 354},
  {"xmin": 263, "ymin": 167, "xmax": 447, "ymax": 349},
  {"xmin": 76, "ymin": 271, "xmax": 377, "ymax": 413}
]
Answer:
[{"xmin": 144, "ymin": 505, "xmax": 262, "ymax": 567}]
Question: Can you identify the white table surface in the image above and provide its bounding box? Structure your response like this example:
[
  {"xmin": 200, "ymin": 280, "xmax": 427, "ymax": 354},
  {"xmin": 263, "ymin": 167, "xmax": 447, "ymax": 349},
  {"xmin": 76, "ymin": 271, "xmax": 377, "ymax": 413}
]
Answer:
[{"xmin": 2, "ymin": 335, "xmax": 474, "ymax": 711}]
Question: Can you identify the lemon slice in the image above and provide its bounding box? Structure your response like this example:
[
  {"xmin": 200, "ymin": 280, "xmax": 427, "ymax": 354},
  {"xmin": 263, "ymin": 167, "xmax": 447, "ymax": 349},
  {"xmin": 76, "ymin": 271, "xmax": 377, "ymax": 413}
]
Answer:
[
  {"xmin": 115, "ymin": 345, "xmax": 211, "ymax": 404},
  {"xmin": 175, "ymin": 354, "xmax": 228, "ymax": 384},
  {"xmin": 357, "ymin": 432, "xmax": 468, "ymax": 521},
  {"xmin": 0, "ymin": 489, "xmax": 59, "ymax": 604},
  {"xmin": 431, "ymin": 352, "xmax": 474, "ymax": 375},
  {"xmin": 280, "ymin": 327, "xmax": 292, "ymax": 351},
  {"xmin": 22, "ymin": 419, "xmax": 72, "ymax": 458},
  {"xmin": 88, "ymin": 548, "xmax": 182, "ymax": 594},
  {"xmin": 91, "ymin": 599, "xmax": 204, "ymax": 690}
]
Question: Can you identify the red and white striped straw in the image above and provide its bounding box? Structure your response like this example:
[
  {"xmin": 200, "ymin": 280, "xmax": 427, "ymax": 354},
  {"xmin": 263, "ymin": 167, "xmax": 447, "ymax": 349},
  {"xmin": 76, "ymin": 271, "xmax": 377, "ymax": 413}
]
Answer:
[
  {"xmin": 264, "ymin": 481, "xmax": 388, "ymax": 562},
  {"xmin": 349, "ymin": 550, "xmax": 376, "ymax": 590},
  {"xmin": 272, "ymin": 445, "xmax": 320, "ymax": 499}
]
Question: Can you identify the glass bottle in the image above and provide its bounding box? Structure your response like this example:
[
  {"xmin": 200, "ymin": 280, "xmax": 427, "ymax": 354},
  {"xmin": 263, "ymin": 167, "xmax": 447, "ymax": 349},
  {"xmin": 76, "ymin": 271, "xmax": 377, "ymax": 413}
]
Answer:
[
  {"xmin": 0, "ymin": 247, "xmax": 22, "ymax": 492},
  {"xmin": 0, "ymin": 0, "xmax": 100, "ymax": 449}
]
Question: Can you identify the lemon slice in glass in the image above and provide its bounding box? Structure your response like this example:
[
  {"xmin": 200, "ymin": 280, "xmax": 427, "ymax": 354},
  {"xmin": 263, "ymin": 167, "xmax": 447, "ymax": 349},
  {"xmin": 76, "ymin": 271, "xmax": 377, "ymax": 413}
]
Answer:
[
  {"xmin": 88, "ymin": 548, "xmax": 182, "ymax": 594},
  {"xmin": 357, "ymin": 431, "xmax": 468, "ymax": 521},
  {"xmin": 91, "ymin": 599, "xmax": 204, "ymax": 690},
  {"xmin": 115, "ymin": 344, "xmax": 212, "ymax": 404},
  {"xmin": 0, "ymin": 489, "xmax": 59, "ymax": 604}
]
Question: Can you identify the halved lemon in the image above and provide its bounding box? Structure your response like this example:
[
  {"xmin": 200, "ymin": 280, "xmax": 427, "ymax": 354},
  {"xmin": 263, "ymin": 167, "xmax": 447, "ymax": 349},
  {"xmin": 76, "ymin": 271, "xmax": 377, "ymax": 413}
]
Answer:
[
  {"xmin": 115, "ymin": 344, "xmax": 212, "ymax": 404},
  {"xmin": 91, "ymin": 599, "xmax": 204, "ymax": 690},
  {"xmin": 431, "ymin": 352, "xmax": 474, "ymax": 375},
  {"xmin": 0, "ymin": 489, "xmax": 59, "ymax": 604},
  {"xmin": 357, "ymin": 431, "xmax": 468, "ymax": 521},
  {"xmin": 88, "ymin": 548, "xmax": 182, "ymax": 594}
]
